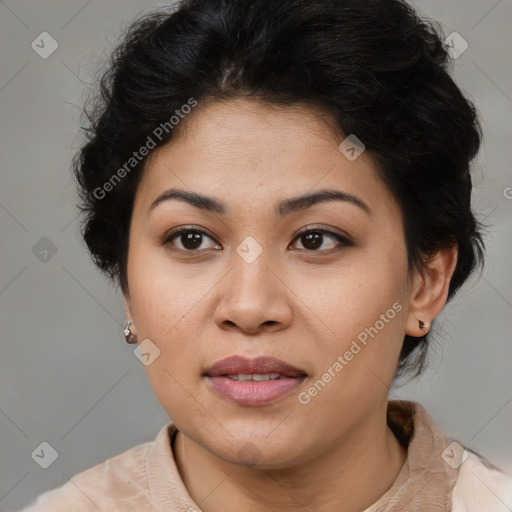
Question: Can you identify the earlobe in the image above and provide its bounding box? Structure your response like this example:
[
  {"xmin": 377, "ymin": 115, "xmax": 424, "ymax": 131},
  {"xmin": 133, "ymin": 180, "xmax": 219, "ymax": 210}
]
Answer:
[
  {"xmin": 405, "ymin": 246, "xmax": 458, "ymax": 338},
  {"xmin": 122, "ymin": 295, "xmax": 139, "ymax": 344},
  {"xmin": 418, "ymin": 319, "xmax": 430, "ymax": 334}
]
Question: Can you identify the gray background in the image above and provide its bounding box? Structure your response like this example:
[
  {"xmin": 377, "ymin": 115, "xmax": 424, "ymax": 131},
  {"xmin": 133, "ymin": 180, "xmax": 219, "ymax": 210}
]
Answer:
[{"xmin": 1, "ymin": 0, "xmax": 511, "ymax": 509}]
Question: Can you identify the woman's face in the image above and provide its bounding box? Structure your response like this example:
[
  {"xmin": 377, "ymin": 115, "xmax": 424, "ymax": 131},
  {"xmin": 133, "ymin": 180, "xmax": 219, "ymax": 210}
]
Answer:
[{"xmin": 124, "ymin": 98, "xmax": 417, "ymax": 467}]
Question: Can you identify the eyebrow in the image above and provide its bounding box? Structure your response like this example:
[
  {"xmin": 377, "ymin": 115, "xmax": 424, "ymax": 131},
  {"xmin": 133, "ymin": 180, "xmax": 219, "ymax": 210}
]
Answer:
[{"xmin": 148, "ymin": 187, "xmax": 372, "ymax": 218}]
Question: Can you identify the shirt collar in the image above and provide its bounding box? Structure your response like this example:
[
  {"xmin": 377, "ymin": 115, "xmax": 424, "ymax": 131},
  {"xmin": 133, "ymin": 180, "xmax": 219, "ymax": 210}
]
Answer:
[{"xmin": 363, "ymin": 400, "xmax": 462, "ymax": 511}]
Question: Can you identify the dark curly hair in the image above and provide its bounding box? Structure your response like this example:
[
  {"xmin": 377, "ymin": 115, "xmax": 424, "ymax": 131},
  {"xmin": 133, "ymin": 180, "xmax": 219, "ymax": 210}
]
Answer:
[{"xmin": 73, "ymin": 0, "xmax": 485, "ymax": 379}]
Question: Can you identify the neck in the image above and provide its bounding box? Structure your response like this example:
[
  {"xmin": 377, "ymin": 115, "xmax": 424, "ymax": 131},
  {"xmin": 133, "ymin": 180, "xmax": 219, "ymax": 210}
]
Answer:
[{"xmin": 173, "ymin": 404, "xmax": 408, "ymax": 512}]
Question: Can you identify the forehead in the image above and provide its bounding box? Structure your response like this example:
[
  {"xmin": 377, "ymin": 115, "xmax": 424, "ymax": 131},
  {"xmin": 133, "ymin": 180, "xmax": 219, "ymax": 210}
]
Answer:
[
  {"xmin": 164, "ymin": 98, "xmax": 346, "ymax": 164},
  {"xmin": 133, "ymin": 98, "xmax": 397, "ymax": 220}
]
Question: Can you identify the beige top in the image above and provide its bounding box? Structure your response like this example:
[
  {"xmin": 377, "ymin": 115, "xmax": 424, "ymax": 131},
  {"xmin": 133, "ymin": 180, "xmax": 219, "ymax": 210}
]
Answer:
[{"xmin": 20, "ymin": 400, "xmax": 512, "ymax": 511}]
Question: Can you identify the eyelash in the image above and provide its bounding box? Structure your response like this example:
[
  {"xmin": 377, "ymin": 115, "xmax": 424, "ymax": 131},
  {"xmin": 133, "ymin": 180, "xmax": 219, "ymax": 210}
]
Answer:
[{"xmin": 161, "ymin": 225, "xmax": 353, "ymax": 254}]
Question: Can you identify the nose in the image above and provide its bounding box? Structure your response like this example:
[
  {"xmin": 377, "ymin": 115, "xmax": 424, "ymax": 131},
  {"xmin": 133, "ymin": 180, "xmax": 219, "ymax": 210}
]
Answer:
[{"xmin": 213, "ymin": 250, "xmax": 293, "ymax": 335}]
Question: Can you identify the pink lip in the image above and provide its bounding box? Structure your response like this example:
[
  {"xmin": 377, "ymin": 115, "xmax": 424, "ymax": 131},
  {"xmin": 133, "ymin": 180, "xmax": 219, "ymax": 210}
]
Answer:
[
  {"xmin": 205, "ymin": 375, "xmax": 306, "ymax": 406},
  {"xmin": 204, "ymin": 355, "xmax": 307, "ymax": 377},
  {"xmin": 203, "ymin": 356, "xmax": 307, "ymax": 407}
]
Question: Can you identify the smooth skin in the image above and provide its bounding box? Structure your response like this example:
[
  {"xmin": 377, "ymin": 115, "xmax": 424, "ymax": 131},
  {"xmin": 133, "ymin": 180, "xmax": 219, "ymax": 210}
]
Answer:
[{"xmin": 123, "ymin": 98, "xmax": 457, "ymax": 512}]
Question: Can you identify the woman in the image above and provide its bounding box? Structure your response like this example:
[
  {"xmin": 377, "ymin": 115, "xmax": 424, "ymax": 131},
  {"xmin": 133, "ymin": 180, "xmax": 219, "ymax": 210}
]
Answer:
[{"xmin": 21, "ymin": 0, "xmax": 512, "ymax": 510}]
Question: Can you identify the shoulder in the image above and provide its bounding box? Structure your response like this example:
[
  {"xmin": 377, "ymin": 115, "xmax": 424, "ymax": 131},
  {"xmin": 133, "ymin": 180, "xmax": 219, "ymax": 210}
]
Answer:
[
  {"xmin": 451, "ymin": 449, "xmax": 512, "ymax": 512},
  {"xmin": 19, "ymin": 431, "xmax": 165, "ymax": 512}
]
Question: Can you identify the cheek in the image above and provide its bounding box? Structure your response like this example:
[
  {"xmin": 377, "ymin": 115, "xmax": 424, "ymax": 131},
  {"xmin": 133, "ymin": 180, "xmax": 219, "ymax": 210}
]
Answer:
[
  {"xmin": 294, "ymin": 247, "xmax": 409, "ymax": 379},
  {"xmin": 298, "ymin": 252, "xmax": 407, "ymax": 333},
  {"xmin": 293, "ymin": 277, "xmax": 407, "ymax": 426},
  {"xmin": 126, "ymin": 244, "xmax": 228, "ymax": 398},
  {"xmin": 127, "ymin": 255, "xmax": 208, "ymax": 416},
  {"xmin": 127, "ymin": 240, "xmax": 207, "ymax": 339}
]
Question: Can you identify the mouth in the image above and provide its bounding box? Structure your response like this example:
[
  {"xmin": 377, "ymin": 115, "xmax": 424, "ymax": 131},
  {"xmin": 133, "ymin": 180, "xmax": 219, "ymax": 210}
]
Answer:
[
  {"xmin": 221, "ymin": 373, "xmax": 290, "ymax": 381},
  {"xmin": 204, "ymin": 355, "xmax": 307, "ymax": 378},
  {"xmin": 203, "ymin": 355, "xmax": 308, "ymax": 406}
]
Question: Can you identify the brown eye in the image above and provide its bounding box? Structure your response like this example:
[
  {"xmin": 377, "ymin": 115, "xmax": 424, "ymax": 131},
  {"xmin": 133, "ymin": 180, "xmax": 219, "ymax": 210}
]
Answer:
[
  {"xmin": 291, "ymin": 228, "xmax": 351, "ymax": 252},
  {"xmin": 163, "ymin": 228, "xmax": 220, "ymax": 252},
  {"xmin": 162, "ymin": 225, "xmax": 352, "ymax": 254}
]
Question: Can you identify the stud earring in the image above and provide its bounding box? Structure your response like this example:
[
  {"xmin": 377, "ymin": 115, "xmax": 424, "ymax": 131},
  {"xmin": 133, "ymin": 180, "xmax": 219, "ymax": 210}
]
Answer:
[
  {"xmin": 123, "ymin": 321, "xmax": 138, "ymax": 344},
  {"xmin": 418, "ymin": 319, "xmax": 430, "ymax": 335}
]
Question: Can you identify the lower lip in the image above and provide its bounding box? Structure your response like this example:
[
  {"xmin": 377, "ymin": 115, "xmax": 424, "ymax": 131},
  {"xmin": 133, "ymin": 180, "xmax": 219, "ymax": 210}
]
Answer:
[{"xmin": 205, "ymin": 375, "xmax": 306, "ymax": 406}]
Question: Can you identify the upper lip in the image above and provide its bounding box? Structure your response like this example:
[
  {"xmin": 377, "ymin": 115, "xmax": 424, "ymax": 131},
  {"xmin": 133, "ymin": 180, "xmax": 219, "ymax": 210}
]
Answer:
[{"xmin": 204, "ymin": 356, "xmax": 307, "ymax": 378}]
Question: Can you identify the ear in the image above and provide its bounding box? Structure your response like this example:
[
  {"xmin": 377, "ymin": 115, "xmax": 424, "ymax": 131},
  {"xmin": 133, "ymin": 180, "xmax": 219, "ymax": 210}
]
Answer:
[
  {"xmin": 405, "ymin": 245, "xmax": 458, "ymax": 337},
  {"xmin": 122, "ymin": 293, "xmax": 133, "ymax": 323}
]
